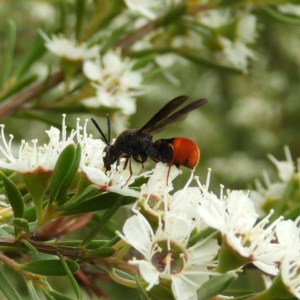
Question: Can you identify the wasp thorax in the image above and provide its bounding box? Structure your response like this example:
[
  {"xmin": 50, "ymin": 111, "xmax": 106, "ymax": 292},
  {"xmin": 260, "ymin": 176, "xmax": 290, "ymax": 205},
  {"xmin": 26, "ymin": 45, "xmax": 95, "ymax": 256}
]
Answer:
[{"xmin": 151, "ymin": 240, "xmax": 186, "ymax": 275}]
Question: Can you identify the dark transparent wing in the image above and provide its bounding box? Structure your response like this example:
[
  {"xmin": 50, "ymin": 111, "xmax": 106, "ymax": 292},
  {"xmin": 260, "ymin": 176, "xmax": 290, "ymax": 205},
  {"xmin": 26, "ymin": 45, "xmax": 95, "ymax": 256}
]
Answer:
[
  {"xmin": 138, "ymin": 95, "xmax": 188, "ymax": 133},
  {"xmin": 142, "ymin": 98, "xmax": 207, "ymax": 134}
]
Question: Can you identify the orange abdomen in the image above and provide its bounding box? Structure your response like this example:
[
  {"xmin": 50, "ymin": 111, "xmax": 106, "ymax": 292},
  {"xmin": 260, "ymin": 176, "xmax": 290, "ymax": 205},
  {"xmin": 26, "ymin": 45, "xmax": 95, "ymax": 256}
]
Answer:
[{"xmin": 172, "ymin": 138, "xmax": 200, "ymax": 169}]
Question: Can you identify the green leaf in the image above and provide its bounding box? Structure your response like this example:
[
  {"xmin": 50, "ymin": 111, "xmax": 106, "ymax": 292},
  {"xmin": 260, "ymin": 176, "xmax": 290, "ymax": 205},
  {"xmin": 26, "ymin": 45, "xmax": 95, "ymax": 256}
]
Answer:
[
  {"xmin": 62, "ymin": 192, "xmax": 135, "ymax": 215},
  {"xmin": 47, "ymin": 239, "xmax": 107, "ymax": 249},
  {"xmin": 23, "ymin": 172, "xmax": 51, "ymax": 225},
  {"xmin": 81, "ymin": 196, "xmax": 123, "ymax": 246},
  {"xmin": 136, "ymin": 275, "xmax": 151, "ymax": 300},
  {"xmin": 15, "ymin": 32, "xmax": 47, "ymax": 78},
  {"xmin": 58, "ymin": 254, "xmax": 82, "ymax": 300},
  {"xmin": 188, "ymin": 227, "xmax": 217, "ymax": 247},
  {"xmin": 113, "ymin": 268, "xmax": 135, "ymax": 282},
  {"xmin": 75, "ymin": 0, "xmax": 86, "ymax": 40},
  {"xmin": 13, "ymin": 218, "xmax": 30, "ymax": 232},
  {"xmin": 65, "ymin": 184, "xmax": 101, "ymax": 208},
  {"xmin": 1, "ymin": 172, "xmax": 24, "ymax": 218},
  {"xmin": 0, "ymin": 75, "xmax": 37, "ymax": 102},
  {"xmin": 20, "ymin": 259, "xmax": 79, "ymax": 276},
  {"xmin": 49, "ymin": 144, "xmax": 81, "ymax": 206},
  {"xmin": 85, "ymin": 247, "xmax": 115, "ymax": 258},
  {"xmin": 197, "ymin": 273, "xmax": 237, "ymax": 300},
  {"xmin": 49, "ymin": 290, "xmax": 74, "ymax": 300},
  {"xmin": 0, "ymin": 268, "xmax": 22, "ymax": 300},
  {"xmin": 270, "ymin": 179, "xmax": 295, "ymax": 222},
  {"xmin": 0, "ymin": 20, "xmax": 16, "ymax": 87},
  {"xmin": 179, "ymin": 51, "xmax": 243, "ymax": 74},
  {"xmin": 26, "ymin": 280, "xmax": 39, "ymax": 300},
  {"xmin": 262, "ymin": 6, "xmax": 300, "ymax": 25}
]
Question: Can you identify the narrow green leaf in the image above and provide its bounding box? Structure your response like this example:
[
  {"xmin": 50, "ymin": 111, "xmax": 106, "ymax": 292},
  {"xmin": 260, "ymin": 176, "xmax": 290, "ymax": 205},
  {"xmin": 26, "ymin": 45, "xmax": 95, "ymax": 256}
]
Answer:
[
  {"xmin": 81, "ymin": 196, "xmax": 122, "ymax": 246},
  {"xmin": 13, "ymin": 218, "xmax": 30, "ymax": 232},
  {"xmin": 262, "ymin": 6, "xmax": 300, "ymax": 25},
  {"xmin": 85, "ymin": 247, "xmax": 115, "ymax": 258},
  {"xmin": 49, "ymin": 144, "xmax": 81, "ymax": 206},
  {"xmin": 0, "ymin": 75, "xmax": 37, "ymax": 102},
  {"xmin": 15, "ymin": 32, "xmax": 47, "ymax": 78},
  {"xmin": 49, "ymin": 290, "xmax": 74, "ymax": 300},
  {"xmin": 58, "ymin": 254, "xmax": 82, "ymax": 300},
  {"xmin": 1, "ymin": 20, "xmax": 16, "ymax": 86},
  {"xmin": 75, "ymin": 0, "xmax": 86, "ymax": 40},
  {"xmin": 270, "ymin": 179, "xmax": 295, "ymax": 222},
  {"xmin": 188, "ymin": 227, "xmax": 217, "ymax": 247},
  {"xmin": 21, "ymin": 239, "xmax": 38, "ymax": 255},
  {"xmin": 101, "ymin": 26, "xmax": 129, "ymax": 53},
  {"xmin": 160, "ymin": 3, "xmax": 186, "ymax": 26},
  {"xmin": 136, "ymin": 275, "xmax": 151, "ymax": 300},
  {"xmin": 197, "ymin": 273, "xmax": 237, "ymax": 300},
  {"xmin": 20, "ymin": 259, "xmax": 79, "ymax": 276},
  {"xmin": 179, "ymin": 51, "xmax": 243, "ymax": 74},
  {"xmin": 23, "ymin": 172, "xmax": 51, "ymax": 225},
  {"xmin": 0, "ymin": 268, "xmax": 22, "ymax": 300},
  {"xmin": 1, "ymin": 172, "xmax": 24, "ymax": 218},
  {"xmin": 65, "ymin": 184, "xmax": 101, "ymax": 208},
  {"xmin": 26, "ymin": 280, "xmax": 39, "ymax": 300},
  {"xmin": 63, "ymin": 192, "xmax": 135, "ymax": 215},
  {"xmin": 113, "ymin": 268, "xmax": 135, "ymax": 282},
  {"xmin": 56, "ymin": 145, "xmax": 81, "ymax": 205},
  {"xmin": 47, "ymin": 240, "xmax": 107, "ymax": 249}
]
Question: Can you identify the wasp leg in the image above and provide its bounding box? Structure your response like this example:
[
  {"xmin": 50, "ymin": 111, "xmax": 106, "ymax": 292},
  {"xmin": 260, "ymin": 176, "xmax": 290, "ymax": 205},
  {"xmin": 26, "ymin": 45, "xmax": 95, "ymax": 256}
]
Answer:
[
  {"xmin": 133, "ymin": 154, "xmax": 147, "ymax": 175},
  {"xmin": 166, "ymin": 143, "xmax": 175, "ymax": 186},
  {"xmin": 123, "ymin": 156, "xmax": 130, "ymax": 170},
  {"xmin": 122, "ymin": 157, "xmax": 133, "ymax": 188}
]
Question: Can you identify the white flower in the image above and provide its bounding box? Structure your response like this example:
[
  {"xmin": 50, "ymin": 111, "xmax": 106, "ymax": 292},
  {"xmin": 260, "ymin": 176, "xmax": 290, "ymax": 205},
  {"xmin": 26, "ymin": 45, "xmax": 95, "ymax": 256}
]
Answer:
[
  {"xmin": 276, "ymin": 218, "xmax": 300, "ymax": 254},
  {"xmin": 281, "ymin": 250, "xmax": 300, "ymax": 299},
  {"xmin": 267, "ymin": 146, "xmax": 295, "ymax": 182},
  {"xmin": 137, "ymin": 162, "xmax": 180, "ymax": 216},
  {"xmin": 0, "ymin": 115, "xmax": 80, "ymax": 173},
  {"xmin": 119, "ymin": 211, "xmax": 219, "ymax": 300},
  {"xmin": 0, "ymin": 115, "xmax": 140, "ymax": 197},
  {"xmin": 219, "ymin": 37, "xmax": 255, "ymax": 73},
  {"xmin": 124, "ymin": 0, "xmax": 181, "ymax": 20},
  {"xmin": 197, "ymin": 183, "xmax": 285, "ymax": 275},
  {"xmin": 42, "ymin": 33, "xmax": 99, "ymax": 61},
  {"xmin": 278, "ymin": 4, "xmax": 300, "ymax": 17},
  {"xmin": 83, "ymin": 51, "xmax": 145, "ymax": 115},
  {"xmin": 198, "ymin": 11, "xmax": 257, "ymax": 72}
]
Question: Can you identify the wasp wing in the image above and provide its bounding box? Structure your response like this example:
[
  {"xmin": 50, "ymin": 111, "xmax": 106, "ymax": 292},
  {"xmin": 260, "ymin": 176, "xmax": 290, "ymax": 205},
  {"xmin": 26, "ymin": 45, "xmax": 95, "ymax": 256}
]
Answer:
[
  {"xmin": 142, "ymin": 98, "xmax": 207, "ymax": 134},
  {"xmin": 138, "ymin": 95, "xmax": 189, "ymax": 133}
]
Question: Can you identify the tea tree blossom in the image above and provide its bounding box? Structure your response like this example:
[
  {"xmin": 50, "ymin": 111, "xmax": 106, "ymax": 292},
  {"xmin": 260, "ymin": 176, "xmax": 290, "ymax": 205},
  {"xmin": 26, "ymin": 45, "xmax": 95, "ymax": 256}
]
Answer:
[
  {"xmin": 124, "ymin": 0, "xmax": 182, "ymax": 20},
  {"xmin": 83, "ymin": 51, "xmax": 145, "ymax": 115},
  {"xmin": 267, "ymin": 145, "xmax": 295, "ymax": 182},
  {"xmin": 278, "ymin": 4, "xmax": 300, "ymax": 17},
  {"xmin": 198, "ymin": 11, "xmax": 257, "ymax": 72},
  {"xmin": 42, "ymin": 33, "xmax": 99, "ymax": 61},
  {"xmin": 197, "ymin": 184, "xmax": 284, "ymax": 275},
  {"xmin": 119, "ymin": 211, "xmax": 219, "ymax": 300},
  {"xmin": 0, "ymin": 116, "xmax": 139, "ymax": 197},
  {"xmin": 251, "ymin": 146, "xmax": 299, "ymax": 215}
]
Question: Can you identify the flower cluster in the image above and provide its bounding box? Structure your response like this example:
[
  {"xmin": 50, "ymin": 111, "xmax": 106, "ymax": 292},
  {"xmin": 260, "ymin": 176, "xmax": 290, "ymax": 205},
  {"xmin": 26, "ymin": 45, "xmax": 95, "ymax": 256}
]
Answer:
[
  {"xmin": 42, "ymin": 34, "xmax": 145, "ymax": 116},
  {"xmin": 251, "ymin": 146, "xmax": 300, "ymax": 216},
  {"xmin": 118, "ymin": 153, "xmax": 300, "ymax": 299},
  {"xmin": 0, "ymin": 115, "xmax": 139, "ymax": 197},
  {"xmin": 1, "ymin": 115, "xmax": 300, "ymax": 299}
]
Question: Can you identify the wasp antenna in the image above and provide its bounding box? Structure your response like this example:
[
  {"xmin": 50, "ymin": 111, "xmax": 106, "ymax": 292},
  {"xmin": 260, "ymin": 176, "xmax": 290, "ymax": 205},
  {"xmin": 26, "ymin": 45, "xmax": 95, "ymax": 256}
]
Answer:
[
  {"xmin": 91, "ymin": 118, "xmax": 109, "ymax": 145},
  {"xmin": 106, "ymin": 114, "xmax": 111, "ymax": 145}
]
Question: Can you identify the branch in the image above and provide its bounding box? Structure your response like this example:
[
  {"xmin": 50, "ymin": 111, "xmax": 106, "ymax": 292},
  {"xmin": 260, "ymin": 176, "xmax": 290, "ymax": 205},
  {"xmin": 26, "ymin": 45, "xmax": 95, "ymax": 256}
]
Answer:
[{"xmin": 0, "ymin": 71, "xmax": 64, "ymax": 118}]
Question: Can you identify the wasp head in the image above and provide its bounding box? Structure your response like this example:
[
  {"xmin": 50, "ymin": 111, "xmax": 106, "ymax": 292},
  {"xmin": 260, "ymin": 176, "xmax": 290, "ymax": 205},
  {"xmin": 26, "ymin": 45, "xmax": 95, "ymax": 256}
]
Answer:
[{"xmin": 103, "ymin": 145, "xmax": 117, "ymax": 171}]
